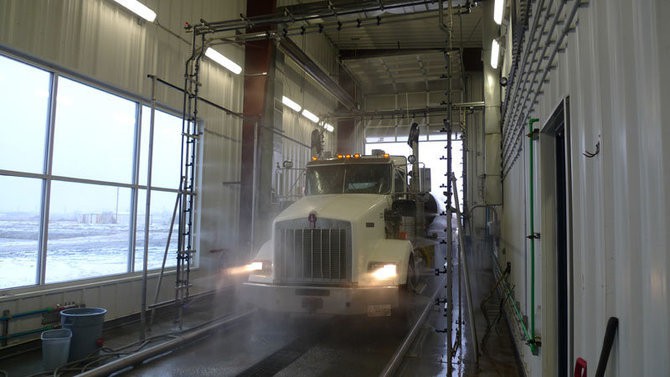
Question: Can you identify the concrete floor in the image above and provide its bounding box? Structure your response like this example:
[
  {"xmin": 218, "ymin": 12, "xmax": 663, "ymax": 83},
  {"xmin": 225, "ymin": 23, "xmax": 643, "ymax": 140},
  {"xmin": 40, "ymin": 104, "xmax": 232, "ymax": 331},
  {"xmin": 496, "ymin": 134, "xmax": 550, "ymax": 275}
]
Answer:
[{"xmin": 0, "ymin": 235, "xmax": 522, "ymax": 377}]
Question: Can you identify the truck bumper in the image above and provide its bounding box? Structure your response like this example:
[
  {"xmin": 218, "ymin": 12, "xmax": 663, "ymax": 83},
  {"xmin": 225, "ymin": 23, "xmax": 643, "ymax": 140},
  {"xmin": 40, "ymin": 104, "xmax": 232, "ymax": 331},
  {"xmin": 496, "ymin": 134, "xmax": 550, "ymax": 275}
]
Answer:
[{"xmin": 240, "ymin": 282, "xmax": 399, "ymax": 316}]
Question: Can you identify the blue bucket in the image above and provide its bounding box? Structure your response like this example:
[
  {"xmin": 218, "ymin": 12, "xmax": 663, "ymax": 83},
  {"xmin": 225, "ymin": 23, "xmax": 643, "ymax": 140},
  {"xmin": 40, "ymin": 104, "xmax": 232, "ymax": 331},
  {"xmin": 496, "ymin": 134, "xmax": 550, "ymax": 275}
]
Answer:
[
  {"xmin": 60, "ymin": 307, "xmax": 107, "ymax": 361},
  {"xmin": 41, "ymin": 328, "xmax": 71, "ymax": 370}
]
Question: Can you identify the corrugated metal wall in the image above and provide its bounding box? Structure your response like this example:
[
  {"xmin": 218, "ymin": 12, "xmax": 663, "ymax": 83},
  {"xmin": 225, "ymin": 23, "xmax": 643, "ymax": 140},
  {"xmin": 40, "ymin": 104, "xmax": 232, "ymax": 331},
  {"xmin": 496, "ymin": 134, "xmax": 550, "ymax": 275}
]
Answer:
[
  {"xmin": 500, "ymin": 0, "xmax": 669, "ymax": 375},
  {"xmin": 0, "ymin": 0, "xmax": 245, "ymax": 332}
]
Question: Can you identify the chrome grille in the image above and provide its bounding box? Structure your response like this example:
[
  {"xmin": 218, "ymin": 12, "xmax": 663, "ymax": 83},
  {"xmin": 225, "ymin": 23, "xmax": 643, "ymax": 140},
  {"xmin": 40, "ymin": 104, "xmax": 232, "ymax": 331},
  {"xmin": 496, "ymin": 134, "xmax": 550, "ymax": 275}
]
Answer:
[{"xmin": 275, "ymin": 219, "xmax": 351, "ymax": 284}]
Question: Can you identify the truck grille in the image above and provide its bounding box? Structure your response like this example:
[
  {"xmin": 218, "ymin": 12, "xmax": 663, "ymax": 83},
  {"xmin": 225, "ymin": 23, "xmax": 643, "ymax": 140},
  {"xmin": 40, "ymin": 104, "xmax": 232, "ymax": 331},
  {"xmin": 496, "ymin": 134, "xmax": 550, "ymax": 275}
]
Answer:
[{"xmin": 275, "ymin": 219, "xmax": 351, "ymax": 285}]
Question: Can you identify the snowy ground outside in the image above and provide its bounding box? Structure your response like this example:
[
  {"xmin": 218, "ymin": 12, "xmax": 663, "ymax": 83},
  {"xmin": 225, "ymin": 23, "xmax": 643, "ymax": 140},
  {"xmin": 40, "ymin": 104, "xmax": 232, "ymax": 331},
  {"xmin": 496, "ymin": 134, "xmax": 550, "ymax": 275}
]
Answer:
[{"xmin": 0, "ymin": 218, "xmax": 177, "ymax": 289}]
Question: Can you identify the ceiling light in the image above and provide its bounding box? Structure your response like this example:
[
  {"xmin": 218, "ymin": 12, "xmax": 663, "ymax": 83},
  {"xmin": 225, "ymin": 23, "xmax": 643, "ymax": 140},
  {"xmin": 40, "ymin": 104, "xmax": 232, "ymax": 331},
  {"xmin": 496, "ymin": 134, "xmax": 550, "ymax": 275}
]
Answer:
[
  {"xmin": 323, "ymin": 123, "xmax": 334, "ymax": 132},
  {"xmin": 491, "ymin": 39, "xmax": 500, "ymax": 69},
  {"xmin": 282, "ymin": 96, "xmax": 301, "ymax": 112},
  {"xmin": 114, "ymin": 0, "xmax": 156, "ymax": 22},
  {"xmin": 301, "ymin": 109, "xmax": 319, "ymax": 123},
  {"xmin": 494, "ymin": 0, "xmax": 504, "ymax": 25},
  {"xmin": 205, "ymin": 48, "xmax": 242, "ymax": 74}
]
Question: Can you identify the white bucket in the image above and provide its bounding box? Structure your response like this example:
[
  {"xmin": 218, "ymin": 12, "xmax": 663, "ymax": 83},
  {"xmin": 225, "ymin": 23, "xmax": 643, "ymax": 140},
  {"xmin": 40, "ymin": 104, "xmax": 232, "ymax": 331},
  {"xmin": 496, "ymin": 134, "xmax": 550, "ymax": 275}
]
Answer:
[{"xmin": 41, "ymin": 328, "xmax": 71, "ymax": 370}]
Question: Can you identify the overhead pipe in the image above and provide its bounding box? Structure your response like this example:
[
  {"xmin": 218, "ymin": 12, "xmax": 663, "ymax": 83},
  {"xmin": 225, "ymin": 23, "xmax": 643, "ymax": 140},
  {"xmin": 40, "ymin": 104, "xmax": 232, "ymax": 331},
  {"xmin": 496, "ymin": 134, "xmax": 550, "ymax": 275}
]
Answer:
[
  {"xmin": 194, "ymin": 0, "xmax": 465, "ymax": 35},
  {"xmin": 277, "ymin": 37, "xmax": 357, "ymax": 110}
]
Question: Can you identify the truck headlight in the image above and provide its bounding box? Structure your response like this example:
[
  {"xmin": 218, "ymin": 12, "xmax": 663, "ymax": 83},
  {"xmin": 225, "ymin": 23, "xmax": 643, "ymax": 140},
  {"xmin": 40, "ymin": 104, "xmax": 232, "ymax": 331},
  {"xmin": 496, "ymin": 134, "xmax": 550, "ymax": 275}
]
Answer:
[
  {"xmin": 246, "ymin": 260, "xmax": 272, "ymax": 276},
  {"xmin": 368, "ymin": 262, "xmax": 397, "ymax": 280}
]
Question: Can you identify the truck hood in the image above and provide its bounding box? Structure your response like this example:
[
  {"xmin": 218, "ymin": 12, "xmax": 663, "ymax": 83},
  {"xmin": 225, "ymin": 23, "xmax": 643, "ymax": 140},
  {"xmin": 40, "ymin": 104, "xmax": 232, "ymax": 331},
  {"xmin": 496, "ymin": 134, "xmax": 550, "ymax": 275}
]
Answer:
[{"xmin": 274, "ymin": 194, "xmax": 388, "ymax": 223}]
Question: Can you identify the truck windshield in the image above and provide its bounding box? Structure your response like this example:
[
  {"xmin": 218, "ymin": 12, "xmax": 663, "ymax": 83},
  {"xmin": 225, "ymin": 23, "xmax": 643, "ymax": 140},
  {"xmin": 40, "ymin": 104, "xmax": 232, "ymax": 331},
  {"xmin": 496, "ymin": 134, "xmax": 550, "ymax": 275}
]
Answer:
[{"xmin": 305, "ymin": 163, "xmax": 391, "ymax": 195}]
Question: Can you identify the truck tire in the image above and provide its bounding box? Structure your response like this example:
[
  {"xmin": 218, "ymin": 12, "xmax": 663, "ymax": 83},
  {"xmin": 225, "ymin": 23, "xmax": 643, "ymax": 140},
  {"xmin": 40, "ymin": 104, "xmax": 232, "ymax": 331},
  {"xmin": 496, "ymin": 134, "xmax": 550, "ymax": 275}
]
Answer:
[{"xmin": 406, "ymin": 254, "xmax": 420, "ymax": 293}]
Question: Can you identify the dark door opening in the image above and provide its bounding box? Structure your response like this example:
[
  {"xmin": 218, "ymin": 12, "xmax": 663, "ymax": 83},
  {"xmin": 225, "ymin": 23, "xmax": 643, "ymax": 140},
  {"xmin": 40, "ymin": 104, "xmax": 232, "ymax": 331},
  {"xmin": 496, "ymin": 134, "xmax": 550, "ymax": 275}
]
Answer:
[
  {"xmin": 555, "ymin": 121, "xmax": 568, "ymax": 377},
  {"xmin": 545, "ymin": 99, "xmax": 570, "ymax": 376}
]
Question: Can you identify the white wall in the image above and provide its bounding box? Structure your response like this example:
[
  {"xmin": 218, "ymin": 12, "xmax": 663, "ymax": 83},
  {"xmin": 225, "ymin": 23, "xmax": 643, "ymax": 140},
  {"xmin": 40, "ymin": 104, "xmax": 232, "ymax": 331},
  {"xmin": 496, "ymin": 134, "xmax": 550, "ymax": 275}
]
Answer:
[
  {"xmin": 499, "ymin": 0, "xmax": 669, "ymax": 375},
  {"xmin": 0, "ymin": 0, "xmax": 245, "ymax": 342}
]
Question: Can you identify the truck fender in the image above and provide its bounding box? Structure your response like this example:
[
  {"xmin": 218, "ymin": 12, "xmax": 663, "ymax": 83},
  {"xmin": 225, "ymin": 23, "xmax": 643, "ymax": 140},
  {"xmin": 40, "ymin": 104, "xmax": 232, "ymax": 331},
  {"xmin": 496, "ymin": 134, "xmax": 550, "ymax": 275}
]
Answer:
[
  {"xmin": 253, "ymin": 240, "xmax": 273, "ymax": 260},
  {"xmin": 367, "ymin": 239, "xmax": 414, "ymax": 285}
]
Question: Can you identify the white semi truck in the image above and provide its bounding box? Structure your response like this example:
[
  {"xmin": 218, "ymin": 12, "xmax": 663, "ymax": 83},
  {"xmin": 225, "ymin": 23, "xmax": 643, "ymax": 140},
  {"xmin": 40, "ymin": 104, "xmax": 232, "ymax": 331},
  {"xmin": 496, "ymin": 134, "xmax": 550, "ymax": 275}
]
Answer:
[{"xmin": 241, "ymin": 152, "xmax": 435, "ymax": 317}]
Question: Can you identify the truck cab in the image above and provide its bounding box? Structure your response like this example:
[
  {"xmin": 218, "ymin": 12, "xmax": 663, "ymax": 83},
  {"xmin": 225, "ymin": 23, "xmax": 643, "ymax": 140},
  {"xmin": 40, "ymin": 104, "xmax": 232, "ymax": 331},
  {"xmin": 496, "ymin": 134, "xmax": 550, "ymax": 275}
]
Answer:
[{"xmin": 241, "ymin": 152, "xmax": 427, "ymax": 316}]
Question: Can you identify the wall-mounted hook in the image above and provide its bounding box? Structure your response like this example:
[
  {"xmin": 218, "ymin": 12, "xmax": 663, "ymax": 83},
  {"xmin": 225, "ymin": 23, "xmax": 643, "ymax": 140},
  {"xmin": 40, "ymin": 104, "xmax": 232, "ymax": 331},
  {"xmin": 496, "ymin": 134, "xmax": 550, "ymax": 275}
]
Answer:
[{"xmin": 583, "ymin": 136, "xmax": 600, "ymax": 158}]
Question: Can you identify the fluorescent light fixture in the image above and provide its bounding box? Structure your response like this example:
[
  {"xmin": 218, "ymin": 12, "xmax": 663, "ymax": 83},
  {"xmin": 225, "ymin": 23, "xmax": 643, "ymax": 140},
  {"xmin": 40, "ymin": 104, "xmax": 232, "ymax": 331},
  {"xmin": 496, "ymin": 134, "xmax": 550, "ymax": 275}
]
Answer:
[
  {"xmin": 205, "ymin": 48, "xmax": 242, "ymax": 74},
  {"xmin": 323, "ymin": 123, "xmax": 334, "ymax": 132},
  {"xmin": 114, "ymin": 0, "xmax": 156, "ymax": 22},
  {"xmin": 491, "ymin": 39, "xmax": 500, "ymax": 69},
  {"xmin": 282, "ymin": 96, "xmax": 301, "ymax": 112},
  {"xmin": 494, "ymin": 0, "xmax": 504, "ymax": 25},
  {"xmin": 301, "ymin": 109, "xmax": 319, "ymax": 123}
]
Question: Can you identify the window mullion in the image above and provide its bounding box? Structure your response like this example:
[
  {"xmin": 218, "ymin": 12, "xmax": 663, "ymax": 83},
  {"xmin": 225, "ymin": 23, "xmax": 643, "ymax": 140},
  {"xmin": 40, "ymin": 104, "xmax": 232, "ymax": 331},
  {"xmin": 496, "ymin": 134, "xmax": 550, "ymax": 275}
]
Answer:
[
  {"xmin": 37, "ymin": 73, "xmax": 59, "ymax": 286},
  {"xmin": 129, "ymin": 103, "xmax": 143, "ymax": 273}
]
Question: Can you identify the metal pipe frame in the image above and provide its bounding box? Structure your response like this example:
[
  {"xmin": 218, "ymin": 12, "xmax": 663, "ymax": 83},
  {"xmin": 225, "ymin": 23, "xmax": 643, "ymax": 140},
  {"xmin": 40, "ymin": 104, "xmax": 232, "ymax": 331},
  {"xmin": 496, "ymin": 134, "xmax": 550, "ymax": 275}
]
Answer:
[
  {"xmin": 192, "ymin": 0, "xmax": 470, "ymax": 35},
  {"xmin": 501, "ymin": 0, "xmax": 583, "ymax": 178},
  {"xmin": 331, "ymin": 101, "xmax": 485, "ymax": 120},
  {"xmin": 139, "ymin": 76, "xmax": 158, "ymax": 341},
  {"xmin": 277, "ymin": 37, "xmax": 356, "ymax": 110}
]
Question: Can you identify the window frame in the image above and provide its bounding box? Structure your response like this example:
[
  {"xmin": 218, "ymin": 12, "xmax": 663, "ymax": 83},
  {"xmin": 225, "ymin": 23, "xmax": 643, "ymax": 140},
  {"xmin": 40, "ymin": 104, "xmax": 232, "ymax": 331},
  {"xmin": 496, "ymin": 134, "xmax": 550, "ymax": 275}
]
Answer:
[{"xmin": 0, "ymin": 51, "xmax": 198, "ymax": 290}]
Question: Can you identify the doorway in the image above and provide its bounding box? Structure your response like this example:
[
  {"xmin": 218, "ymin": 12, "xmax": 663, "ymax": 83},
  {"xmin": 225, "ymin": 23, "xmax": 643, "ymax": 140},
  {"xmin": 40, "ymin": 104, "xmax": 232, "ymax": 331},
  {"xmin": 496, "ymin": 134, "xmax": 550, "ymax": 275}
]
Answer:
[{"xmin": 541, "ymin": 98, "xmax": 572, "ymax": 376}]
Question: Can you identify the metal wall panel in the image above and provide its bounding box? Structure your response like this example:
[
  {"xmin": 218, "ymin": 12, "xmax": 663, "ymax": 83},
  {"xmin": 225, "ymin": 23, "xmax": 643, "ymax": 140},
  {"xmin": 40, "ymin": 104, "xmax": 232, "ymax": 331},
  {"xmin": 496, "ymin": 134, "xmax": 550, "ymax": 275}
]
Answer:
[
  {"xmin": 0, "ymin": 0, "xmax": 246, "ymax": 336},
  {"xmin": 499, "ymin": 0, "xmax": 669, "ymax": 375}
]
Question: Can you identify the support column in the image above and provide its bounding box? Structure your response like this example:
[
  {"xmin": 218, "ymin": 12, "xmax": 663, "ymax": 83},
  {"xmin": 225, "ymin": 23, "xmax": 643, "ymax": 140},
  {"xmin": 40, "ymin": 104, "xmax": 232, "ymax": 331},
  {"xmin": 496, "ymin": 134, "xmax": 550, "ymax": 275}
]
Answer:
[
  {"xmin": 240, "ymin": 1, "xmax": 276, "ymax": 253},
  {"xmin": 482, "ymin": 2, "xmax": 502, "ymax": 207},
  {"xmin": 336, "ymin": 62, "xmax": 358, "ymax": 153}
]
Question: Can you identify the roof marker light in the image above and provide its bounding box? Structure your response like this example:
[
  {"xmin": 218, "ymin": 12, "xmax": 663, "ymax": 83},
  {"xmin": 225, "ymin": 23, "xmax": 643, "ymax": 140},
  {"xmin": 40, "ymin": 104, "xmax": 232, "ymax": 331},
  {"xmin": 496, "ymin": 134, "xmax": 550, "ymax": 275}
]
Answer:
[{"xmin": 353, "ymin": 153, "xmax": 361, "ymax": 159}]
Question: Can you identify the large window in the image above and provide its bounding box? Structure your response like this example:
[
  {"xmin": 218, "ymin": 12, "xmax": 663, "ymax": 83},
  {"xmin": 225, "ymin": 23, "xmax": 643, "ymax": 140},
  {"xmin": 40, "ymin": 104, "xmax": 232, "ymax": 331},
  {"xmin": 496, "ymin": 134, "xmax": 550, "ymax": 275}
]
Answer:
[
  {"xmin": 0, "ymin": 56, "xmax": 50, "ymax": 173},
  {"xmin": 0, "ymin": 176, "xmax": 43, "ymax": 288},
  {"xmin": 0, "ymin": 54, "xmax": 189, "ymax": 289},
  {"xmin": 53, "ymin": 78, "xmax": 136, "ymax": 183}
]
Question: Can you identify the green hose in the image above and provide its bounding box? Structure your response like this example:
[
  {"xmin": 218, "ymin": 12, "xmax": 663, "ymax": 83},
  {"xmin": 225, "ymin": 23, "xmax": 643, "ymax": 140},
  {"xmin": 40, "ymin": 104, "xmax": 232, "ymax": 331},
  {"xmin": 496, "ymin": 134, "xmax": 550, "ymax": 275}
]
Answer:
[{"xmin": 528, "ymin": 117, "xmax": 539, "ymax": 355}]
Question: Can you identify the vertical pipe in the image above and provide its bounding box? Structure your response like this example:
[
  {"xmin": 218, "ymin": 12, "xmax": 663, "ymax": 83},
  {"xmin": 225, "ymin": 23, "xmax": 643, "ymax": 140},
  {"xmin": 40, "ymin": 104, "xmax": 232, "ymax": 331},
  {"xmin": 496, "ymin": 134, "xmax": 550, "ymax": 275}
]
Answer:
[
  {"xmin": 150, "ymin": 193, "xmax": 180, "ymax": 327},
  {"xmin": 451, "ymin": 174, "xmax": 478, "ymax": 362},
  {"xmin": 140, "ymin": 75, "xmax": 157, "ymax": 341},
  {"xmin": 251, "ymin": 121, "xmax": 259, "ymax": 257},
  {"xmin": 528, "ymin": 117, "xmax": 539, "ymax": 355}
]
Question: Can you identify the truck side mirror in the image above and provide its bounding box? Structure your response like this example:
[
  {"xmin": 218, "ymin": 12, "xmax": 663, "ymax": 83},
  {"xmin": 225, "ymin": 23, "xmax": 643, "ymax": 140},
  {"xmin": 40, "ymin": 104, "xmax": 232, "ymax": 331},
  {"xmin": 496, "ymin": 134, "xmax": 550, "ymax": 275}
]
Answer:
[{"xmin": 392, "ymin": 199, "xmax": 416, "ymax": 217}]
